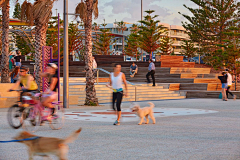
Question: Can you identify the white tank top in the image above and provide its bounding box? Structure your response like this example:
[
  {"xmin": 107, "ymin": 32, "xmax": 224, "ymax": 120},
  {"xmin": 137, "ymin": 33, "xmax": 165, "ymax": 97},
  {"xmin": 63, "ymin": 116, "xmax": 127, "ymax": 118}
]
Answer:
[{"xmin": 111, "ymin": 72, "xmax": 123, "ymax": 89}]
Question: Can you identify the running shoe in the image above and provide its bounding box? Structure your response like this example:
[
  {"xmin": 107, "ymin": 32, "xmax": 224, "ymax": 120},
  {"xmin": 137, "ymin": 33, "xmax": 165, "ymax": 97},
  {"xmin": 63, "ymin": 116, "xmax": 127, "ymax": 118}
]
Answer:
[
  {"xmin": 113, "ymin": 120, "xmax": 120, "ymax": 125},
  {"xmin": 234, "ymin": 95, "xmax": 237, "ymax": 100}
]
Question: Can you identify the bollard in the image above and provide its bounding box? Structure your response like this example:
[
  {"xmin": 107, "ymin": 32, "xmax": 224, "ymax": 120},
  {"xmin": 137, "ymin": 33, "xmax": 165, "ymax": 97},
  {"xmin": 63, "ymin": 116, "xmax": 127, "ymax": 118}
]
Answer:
[{"xmin": 97, "ymin": 69, "xmax": 99, "ymax": 85}]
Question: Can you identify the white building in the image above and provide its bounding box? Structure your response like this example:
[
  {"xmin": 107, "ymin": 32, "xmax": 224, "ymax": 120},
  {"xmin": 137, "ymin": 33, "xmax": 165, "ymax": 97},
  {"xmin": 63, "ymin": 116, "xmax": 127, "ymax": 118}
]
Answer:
[{"xmin": 99, "ymin": 22, "xmax": 191, "ymax": 56}]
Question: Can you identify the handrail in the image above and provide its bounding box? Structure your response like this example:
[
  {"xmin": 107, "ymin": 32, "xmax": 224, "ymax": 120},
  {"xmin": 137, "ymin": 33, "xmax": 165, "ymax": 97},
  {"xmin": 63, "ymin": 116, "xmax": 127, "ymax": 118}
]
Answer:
[{"xmin": 96, "ymin": 68, "xmax": 135, "ymax": 85}]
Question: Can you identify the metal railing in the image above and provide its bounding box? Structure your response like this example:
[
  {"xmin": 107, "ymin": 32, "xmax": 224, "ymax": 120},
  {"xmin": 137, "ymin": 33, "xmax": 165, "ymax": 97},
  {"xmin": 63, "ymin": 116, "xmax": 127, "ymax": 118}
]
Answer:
[{"xmin": 96, "ymin": 68, "xmax": 135, "ymax": 85}]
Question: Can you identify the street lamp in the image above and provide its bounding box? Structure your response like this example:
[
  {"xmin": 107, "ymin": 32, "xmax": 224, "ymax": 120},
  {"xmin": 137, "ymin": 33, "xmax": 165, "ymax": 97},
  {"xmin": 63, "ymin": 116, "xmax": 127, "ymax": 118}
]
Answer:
[
  {"xmin": 141, "ymin": 0, "xmax": 143, "ymax": 61},
  {"xmin": 63, "ymin": 0, "xmax": 69, "ymax": 108}
]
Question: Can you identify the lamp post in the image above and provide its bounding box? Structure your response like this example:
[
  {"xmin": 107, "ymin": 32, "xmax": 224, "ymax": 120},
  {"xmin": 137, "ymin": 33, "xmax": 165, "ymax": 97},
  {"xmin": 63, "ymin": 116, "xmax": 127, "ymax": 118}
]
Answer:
[
  {"xmin": 63, "ymin": 0, "xmax": 69, "ymax": 108},
  {"xmin": 141, "ymin": 0, "xmax": 143, "ymax": 61}
]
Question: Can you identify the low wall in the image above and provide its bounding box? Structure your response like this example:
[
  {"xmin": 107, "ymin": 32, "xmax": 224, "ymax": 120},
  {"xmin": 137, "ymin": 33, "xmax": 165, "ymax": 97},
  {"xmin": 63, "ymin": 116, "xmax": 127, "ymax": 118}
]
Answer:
[{"xmin": 0, "ymin": 83, "xmax": 19, "ymax": 108}]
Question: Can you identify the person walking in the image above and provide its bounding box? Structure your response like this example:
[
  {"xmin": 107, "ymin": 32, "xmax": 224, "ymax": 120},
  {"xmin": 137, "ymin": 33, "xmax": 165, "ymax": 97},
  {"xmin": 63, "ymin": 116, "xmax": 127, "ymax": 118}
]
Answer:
[
  {"xmin": 218, "ymin": 71, "xmax": 228, "ymax": 101},
  {"xmin": 14, "ymin": 50, "xmax": 22, "ymax": 67},
  {"xmin": 107, "ymin": 64, "xmax": 128, "ymax": 125},
  {"xmin": 9, "ymin": 52, "xmax": 14, "ymax": 70},
  {"xmin": 146, "ymin": 59, "xmax": 155, "ymax": 86},
  {"xmin": 225, "ymin": 69, "xmax": 236, "ymax": 100},
  {"xmin": 10, "ymin": 66, "xmax": 20, "ymax": 83}
]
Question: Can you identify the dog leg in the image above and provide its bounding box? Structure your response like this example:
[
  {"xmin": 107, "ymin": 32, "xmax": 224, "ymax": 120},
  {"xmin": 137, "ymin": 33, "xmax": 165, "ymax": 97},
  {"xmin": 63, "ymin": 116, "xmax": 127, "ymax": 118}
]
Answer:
[
  {"xmin": 149, "ymin": 112, "xmax": 156, "ymax": 124},
  {"xmin": 58, "ymin": 144, "xmax": 69, "ymax": 160},
  {"xmin": 138, "ymin": 117, "xmax": 144, "ymax": 125},
  {"xmin": 28, "ymin": 149, "xmax": 34, "ymax": 160},
  {"xmin": 43, "ymin": 156, "xmax": 52, "ymax": 160},
  {"xmin": 145, "ymin": 115, "xmax": 149, "ymax": 124}
]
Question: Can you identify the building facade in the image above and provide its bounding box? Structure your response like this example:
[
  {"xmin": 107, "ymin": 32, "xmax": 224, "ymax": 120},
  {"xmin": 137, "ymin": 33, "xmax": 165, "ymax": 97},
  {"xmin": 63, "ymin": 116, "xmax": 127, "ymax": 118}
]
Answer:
[{"xmin": 99, "ymin": 22, "xmax": 191, "ymax": 56}]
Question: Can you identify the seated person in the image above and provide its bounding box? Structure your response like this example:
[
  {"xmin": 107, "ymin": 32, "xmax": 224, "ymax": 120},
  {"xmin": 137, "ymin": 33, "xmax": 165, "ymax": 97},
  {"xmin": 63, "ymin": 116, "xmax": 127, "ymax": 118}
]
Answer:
[
  {"xmin": 130, "ymin": 62, "xmax": 138, "ymax": 77},
  {"xmin": 40, "ymin": 63, "xmax": 58, "ymax": 115},
  {"xmin": 9, "ymin": 66, "xmax": 38, "ymax": 102}
]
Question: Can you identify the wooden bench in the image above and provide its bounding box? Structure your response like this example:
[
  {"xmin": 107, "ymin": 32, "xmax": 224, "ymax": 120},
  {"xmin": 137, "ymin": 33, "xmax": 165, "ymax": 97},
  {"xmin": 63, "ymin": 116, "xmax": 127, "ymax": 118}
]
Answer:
[
  {"xmin": 170, "ymin": 68, "xmax": 211, "ymax": 74},
  {"xmin": 160, "ymin": 55, "xmax": 195, "ymax": 68},
  {"xmin": 160, "ymin": 55, "xmax": 183, "ymax": 62},
  {"xmin": 169, "ymin": 84, "xmax": 180, "ymax": 91},
  {"xmin": 194, "ymin": 78, "xmax": 220, "ymax": 83},
  {"xmin": 207, "ymin": 83, "xmax": 222, "ymax": 91},
  {"xmin": 161, "ymin": 62, "xmax": 195, "ymax": 68}
]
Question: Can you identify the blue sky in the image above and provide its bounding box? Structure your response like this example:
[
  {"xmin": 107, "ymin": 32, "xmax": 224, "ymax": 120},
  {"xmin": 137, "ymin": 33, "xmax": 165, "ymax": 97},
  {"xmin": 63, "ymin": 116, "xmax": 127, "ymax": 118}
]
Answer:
[{"xmin": 10, "ymin": 0, "xmax": 196, "ymax": 26}]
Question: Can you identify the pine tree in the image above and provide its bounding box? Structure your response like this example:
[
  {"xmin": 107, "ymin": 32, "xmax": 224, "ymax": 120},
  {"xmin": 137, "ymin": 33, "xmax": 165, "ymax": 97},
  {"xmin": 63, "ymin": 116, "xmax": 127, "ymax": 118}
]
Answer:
[
  {"xmin": 180, "ymin": 0, "xmax": 240, "ymax": 66},
  {"xmin": 159, "ymin": 34, "xmax": 173, "ymax": 55},
  {"xmin": 217, "ymin": 25, "xmax": 240, "ymax": 75},
  {"xmin": 13, "ymin": 3, "xmax": 21, "ymax": 19},
  {"xmin": 180, "ymin": 40, "xmax": 197, "ymax": 61},
  {"xmin": 138, "ymin": 10, "xmax": 167, "ymax": 59},
  {"xmin": 94, "ymin": 23, "xmax": 114, "ymax": 55},
  {"xmin": 125, "ymin": 24, "xmax": 140, "ymax": 60},
  {"xmin": 116, "ymin": 21, "xmax": 127, "ymax": 54}
]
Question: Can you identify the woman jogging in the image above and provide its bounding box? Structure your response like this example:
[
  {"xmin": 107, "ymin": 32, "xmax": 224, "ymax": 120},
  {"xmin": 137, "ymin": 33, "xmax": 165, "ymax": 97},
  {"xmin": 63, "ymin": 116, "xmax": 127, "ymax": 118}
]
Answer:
[{"xmin": 107, "ymin": 64, "xmax": 128, "ymax": 125}]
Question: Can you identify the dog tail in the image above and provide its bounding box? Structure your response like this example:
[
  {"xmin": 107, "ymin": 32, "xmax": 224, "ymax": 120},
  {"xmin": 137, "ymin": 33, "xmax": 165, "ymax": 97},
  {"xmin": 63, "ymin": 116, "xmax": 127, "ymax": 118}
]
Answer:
[
  {"xmin": 63, "ymin": 128, "xmax": 82, "ymax": 144},
  {"xmin": 148, "ymin": 102, "xmax": 155, "ymax": 109}
]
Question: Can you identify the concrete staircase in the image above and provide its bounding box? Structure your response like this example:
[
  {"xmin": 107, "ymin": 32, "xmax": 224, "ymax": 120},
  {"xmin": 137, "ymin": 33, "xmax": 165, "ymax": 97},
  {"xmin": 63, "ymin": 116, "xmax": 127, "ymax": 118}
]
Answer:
[
  {"xmin": 59, "ymin": 78, "xmax": 185, "ymax": 105},
  {"xmin": 77, "ymin": 84, "xmax": 185, "ymax": 105}
]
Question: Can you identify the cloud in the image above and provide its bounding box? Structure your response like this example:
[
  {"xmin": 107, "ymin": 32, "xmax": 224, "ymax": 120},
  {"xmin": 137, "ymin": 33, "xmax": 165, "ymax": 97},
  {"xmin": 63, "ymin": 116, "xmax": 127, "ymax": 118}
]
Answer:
[{"xmin": 104, "ymin": 0, "xmax": 172, "ymax": 23}]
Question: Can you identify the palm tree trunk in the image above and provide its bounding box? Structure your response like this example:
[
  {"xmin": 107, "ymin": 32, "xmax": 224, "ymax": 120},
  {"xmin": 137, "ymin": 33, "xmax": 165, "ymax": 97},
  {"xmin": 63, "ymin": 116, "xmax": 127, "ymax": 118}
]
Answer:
[
  {"xmin": 1, "ymin": 0, "xmax": 10, "ymax": 83},
  {"xmin": 84, "ymin": 0, "xmax": 98, "ymax": 106},
  {"xmin": 34, "ymin": 24, "xmax": 47, "ymax": 90}
]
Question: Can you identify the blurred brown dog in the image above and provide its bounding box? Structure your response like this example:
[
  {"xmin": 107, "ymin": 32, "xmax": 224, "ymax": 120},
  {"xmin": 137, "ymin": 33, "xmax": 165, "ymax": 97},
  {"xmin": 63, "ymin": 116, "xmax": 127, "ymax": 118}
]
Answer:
[
  {"xmin": 14, "ymin": 128, "xmax": 82, "ymax": 160},
  {"xmin": 131, "ymin": 102, "xmax": 156, "ymax": 125}
]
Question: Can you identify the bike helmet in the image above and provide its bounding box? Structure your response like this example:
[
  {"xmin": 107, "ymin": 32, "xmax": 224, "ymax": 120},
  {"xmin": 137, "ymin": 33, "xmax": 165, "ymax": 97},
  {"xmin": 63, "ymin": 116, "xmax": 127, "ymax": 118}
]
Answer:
[{"xmin": 47, "ymin": 63, "xmax": 58, "ymax": 69}]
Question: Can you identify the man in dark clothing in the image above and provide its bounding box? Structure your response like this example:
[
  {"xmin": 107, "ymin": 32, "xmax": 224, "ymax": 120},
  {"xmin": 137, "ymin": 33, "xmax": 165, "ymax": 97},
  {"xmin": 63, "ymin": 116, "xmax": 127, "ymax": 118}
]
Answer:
[
  {"xmin": 146, "ymin": 59, "xmax": 155, "ymax": 86},
  {"xmin": 14, "ymin": 50, "xmax": 22, "ymax": 67},
  {"xmin": 218, "ymin": 71, "xmax": 228, "ymax": 101}
]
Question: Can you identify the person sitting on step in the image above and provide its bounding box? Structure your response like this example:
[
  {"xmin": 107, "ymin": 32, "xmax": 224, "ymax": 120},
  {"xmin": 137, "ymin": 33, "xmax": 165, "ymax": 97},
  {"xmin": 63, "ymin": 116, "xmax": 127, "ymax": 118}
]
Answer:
[{"xmin": 130, "ymin": 62, "xmax": 138, "ymax": 78}]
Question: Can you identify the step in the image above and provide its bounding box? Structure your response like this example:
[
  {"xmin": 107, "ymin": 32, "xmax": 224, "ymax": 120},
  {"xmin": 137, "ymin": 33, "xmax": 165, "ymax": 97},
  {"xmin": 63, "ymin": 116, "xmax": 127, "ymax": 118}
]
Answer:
[
  {"xmin": 180, "ymin": 83, "xmax": 208, "ymax": 90},
  {"xmin": 181, "ymin": 73, "xmax": 218, "ymax": 78},
  {"xmin": 75, "ymin": 91, "xmax": 177, "ymax": 97},
  {"xmin": 185, "ymin": 90, "xmax": 240, "ymax": 99},
  {"xmin": 136, "ymin": 93, "xmax": 181, "ymax": 98},
  {"xmin": 136, "ymin": 96, "xmax": 185, "ymax": 101}
]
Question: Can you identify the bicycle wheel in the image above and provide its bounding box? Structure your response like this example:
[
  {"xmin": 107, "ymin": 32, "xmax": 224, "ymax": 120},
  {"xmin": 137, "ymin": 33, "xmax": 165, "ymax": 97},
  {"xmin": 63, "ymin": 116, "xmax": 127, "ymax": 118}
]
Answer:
[
  {"xmin": 49, "ymin": 105, "xmax": 65, "ymax": 130},
  {"xmin": 22, "ymin": 106, "xmax": 41, "ymax": 133},
  {"xmin": 7, "ymin": 104, "xmax": 24, "ymax": 129}
]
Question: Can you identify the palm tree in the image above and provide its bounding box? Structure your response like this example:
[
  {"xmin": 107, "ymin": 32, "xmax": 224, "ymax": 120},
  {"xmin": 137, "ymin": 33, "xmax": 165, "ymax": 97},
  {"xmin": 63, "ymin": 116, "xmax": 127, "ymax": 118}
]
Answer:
[
  {"xmin": 0, "ymin": 0, "xmax": 10, "ymax": 83},
  {"xmin": 21, "ymin": 0, "xmax": 55, "ymax": 89},
  {"xmin": 75, "ymin": 0, "xmax": 99, "ymax": 106},
  {"xmin": 116, "ymin": 21, "xmax": 127, "ymax": 56}
]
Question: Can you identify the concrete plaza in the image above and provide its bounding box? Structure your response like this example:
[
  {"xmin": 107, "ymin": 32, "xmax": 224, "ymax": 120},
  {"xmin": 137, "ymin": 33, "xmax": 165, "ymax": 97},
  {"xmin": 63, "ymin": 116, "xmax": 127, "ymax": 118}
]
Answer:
[{"xmin": 0, "ymin": 99, "xmax": 240, "ymax": 160}]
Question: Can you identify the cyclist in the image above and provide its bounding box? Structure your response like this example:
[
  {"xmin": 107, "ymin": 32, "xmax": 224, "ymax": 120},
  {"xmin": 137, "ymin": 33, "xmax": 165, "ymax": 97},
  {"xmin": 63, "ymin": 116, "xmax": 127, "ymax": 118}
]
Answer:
[
  {"xmin": 8, "ymin": 66, "xmax": 38, "ymax": 102},
  {"xmin": 40, "ymin": 63, "xmax": 58, "ymax": 115}
]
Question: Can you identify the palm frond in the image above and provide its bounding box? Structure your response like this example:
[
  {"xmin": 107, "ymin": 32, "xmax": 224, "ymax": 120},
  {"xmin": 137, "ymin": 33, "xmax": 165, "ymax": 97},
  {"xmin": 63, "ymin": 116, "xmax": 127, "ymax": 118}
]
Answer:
[
  {"xmin": 75, "ymin": 2, "xmax": 87, "ymax": 22},
  {"xmin": 21, "ymin": 1, "xmax": 34, "ymax": 26},
  {"xmin": 93, "ymin": 0, "xmax": 98, "ymax": 19},
  {"xmin": 33, "ymin": 0, "xmax": 53, "ymax": 25},
  {"xmin": 0, "ymin": 0, "xmax": 6, "ymax": 6}
]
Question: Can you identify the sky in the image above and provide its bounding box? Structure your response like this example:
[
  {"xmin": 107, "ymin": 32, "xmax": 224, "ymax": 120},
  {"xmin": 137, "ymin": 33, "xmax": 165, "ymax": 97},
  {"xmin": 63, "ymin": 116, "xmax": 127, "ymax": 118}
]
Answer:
[{"xmin": 10, "ymin": 0, "xmax": 197, "ymax": 26}]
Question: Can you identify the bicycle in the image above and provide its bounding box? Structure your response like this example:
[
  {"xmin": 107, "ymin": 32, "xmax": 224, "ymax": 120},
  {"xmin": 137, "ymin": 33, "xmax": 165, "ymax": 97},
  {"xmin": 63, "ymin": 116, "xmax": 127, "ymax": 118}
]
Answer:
[{"xmin": 7, "ymin": 90, "xmax": 64, "ymax": 132}]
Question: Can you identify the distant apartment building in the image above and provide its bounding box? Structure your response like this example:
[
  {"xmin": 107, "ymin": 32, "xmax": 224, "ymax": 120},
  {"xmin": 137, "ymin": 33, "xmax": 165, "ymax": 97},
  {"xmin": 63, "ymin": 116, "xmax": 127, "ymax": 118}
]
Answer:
[
  {"xmin": 99, "ymin": 23, "xmax": 132, "ymax": 55},
  {"xmin": 99, "ymin": 22, "xmax": 192, "ymax": 56},
  {"xmin": 159, "ymin": 23, "xmax": 190, "ymax": 55}
]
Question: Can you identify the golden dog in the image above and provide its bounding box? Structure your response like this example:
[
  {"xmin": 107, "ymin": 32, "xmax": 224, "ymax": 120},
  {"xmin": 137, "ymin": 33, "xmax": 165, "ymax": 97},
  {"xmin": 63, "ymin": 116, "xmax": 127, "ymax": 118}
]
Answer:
[
  {"xmin": 131, "ymin": 102, "xmax": 156, "ymax": 125},
  {"xmin": 14, "ymin": 128, "xmax": 82, "ymax": 160}
]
